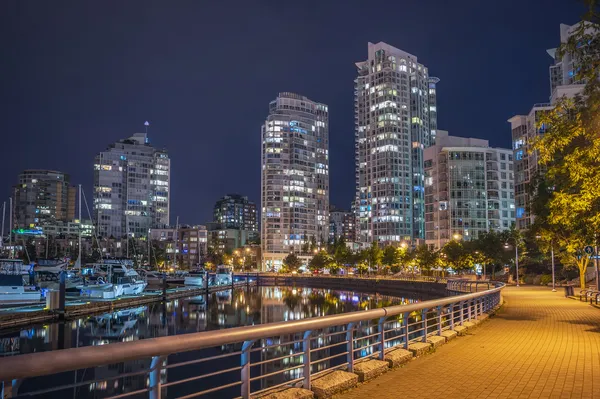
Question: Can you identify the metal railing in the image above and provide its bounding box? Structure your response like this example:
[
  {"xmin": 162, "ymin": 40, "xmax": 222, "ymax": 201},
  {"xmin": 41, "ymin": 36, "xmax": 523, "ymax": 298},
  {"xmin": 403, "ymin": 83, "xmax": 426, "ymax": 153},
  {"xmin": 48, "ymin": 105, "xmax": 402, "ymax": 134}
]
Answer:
[
  {"xmin": 0, "ymin": 279, "xmax": 503, "ymax": 399},
  {"xmin": 254, "ymin": 272, "xmax": 448, "ymax": 283}
]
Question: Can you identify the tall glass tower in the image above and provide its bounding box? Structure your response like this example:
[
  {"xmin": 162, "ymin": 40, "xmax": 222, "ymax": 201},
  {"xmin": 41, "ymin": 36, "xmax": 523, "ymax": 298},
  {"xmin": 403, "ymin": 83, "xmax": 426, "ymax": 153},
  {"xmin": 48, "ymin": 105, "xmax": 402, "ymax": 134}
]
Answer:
[
  {"xmin": 261, "ymin": 93, "xmax": 329, "ymax": 270},
  {"xmin": 355, "ymin": 42, "xmax": 438, "ymax": 245}
]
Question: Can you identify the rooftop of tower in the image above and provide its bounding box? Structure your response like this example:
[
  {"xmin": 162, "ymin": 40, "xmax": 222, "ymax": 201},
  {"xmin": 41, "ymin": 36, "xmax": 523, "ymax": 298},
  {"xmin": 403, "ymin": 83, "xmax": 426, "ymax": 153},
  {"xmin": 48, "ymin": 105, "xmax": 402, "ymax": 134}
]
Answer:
[{"xmin": 356, "ymin": 41, "xmax": 419, "ymax": 70}]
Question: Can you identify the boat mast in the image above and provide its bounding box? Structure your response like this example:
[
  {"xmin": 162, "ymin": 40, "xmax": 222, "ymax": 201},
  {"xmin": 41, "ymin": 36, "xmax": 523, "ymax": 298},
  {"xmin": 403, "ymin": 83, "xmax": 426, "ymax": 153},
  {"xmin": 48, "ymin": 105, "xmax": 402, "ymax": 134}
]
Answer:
[
  {"xmin": 8, "ymin": 196, "xmax": 13, "ymax": 259},
  {"xmin": 78, "ymin": 184, "xmax": 82, "ymax": 266},
  {"xmin": 147, "ymin": 228, "xmax": 151, "ymax": 268},
  {"xmin": 1, "ymin": 201, "xmax": 5, "ymax": 251},
  {"xmin": 173, "ymin": 216, "xmax": 179, "ymax": 269}
]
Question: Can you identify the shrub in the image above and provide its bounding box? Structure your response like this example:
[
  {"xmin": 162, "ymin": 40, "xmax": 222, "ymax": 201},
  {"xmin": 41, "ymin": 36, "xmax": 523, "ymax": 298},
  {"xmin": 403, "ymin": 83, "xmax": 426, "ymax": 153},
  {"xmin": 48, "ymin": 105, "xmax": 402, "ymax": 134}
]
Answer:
[{"xmin": 540, "ymin": 274, "xmax": 553, "ymax": 286}]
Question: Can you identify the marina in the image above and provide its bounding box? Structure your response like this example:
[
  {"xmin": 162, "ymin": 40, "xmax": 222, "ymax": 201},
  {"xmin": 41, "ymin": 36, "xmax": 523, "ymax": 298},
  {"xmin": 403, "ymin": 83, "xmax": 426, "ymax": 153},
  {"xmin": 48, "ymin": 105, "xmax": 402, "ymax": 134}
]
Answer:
[{"xmin": 0, "ymin": 277, "xmax": 257, "ymax": 330}]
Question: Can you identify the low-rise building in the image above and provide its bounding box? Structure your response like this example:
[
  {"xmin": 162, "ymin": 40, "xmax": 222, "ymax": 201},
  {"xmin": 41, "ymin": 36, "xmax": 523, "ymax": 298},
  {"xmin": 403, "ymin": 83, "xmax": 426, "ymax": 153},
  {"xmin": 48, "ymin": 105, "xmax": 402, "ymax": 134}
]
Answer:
[
  {"xmin": 424, "ymin": 131, "xmax": 515, "ymax": 249},
  {"xmin": 150, "ymin": 225, "xmax": 207, "ymax": 269},
  {"xmin": 206, "ymin": 222, "xmax": 258, "ymax": 254}
]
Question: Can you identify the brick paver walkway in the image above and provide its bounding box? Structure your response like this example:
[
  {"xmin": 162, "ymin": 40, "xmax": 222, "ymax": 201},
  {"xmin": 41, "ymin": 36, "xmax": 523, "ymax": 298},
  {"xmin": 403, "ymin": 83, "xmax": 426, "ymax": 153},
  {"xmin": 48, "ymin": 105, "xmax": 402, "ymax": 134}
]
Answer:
[{"xmin": 338, "ymin": 286, "xmax": 600, "ymax": 399}]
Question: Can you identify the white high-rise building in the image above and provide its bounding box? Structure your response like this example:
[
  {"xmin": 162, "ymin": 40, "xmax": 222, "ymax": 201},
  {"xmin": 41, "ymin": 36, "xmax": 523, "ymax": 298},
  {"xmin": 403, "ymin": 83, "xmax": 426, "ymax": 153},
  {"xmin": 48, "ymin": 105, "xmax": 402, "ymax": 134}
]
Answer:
[
  {"xmin": 94, "ymin": 132, "xmax": 170, "ymax": 239},
  {"xmin": 261, "ymin": 93, "xmax": 329, "ymax": 270},
  {"xmin": 355, "ymin": 42, "xmax": 439, "ymax": 245},
  {"xmin": 424, "ymin": 131, "xmax": 515, "ymax": 249},
  {"xmin": 509, "ymin": 22, "xmax": 590, "ymax": 230}
]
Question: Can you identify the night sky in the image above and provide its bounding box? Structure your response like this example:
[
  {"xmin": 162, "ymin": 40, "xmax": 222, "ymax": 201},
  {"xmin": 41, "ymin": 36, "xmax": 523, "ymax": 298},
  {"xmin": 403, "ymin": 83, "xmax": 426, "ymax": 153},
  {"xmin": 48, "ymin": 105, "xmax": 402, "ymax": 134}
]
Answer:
[{"xmin": 0, "ymin": 0, "xmax": 584, "ymax": 226}]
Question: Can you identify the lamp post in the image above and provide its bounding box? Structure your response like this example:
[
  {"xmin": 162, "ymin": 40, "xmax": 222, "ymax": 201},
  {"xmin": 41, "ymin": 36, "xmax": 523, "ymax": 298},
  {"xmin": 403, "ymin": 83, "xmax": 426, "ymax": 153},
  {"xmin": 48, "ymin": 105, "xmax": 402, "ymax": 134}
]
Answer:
[
  {"xmin": 505, "ymin": 237, "xmax": 520, "ymax": 287},
  {"xmin": 551, "ymin": 243, "xmax": 556, "ymax": 292}
]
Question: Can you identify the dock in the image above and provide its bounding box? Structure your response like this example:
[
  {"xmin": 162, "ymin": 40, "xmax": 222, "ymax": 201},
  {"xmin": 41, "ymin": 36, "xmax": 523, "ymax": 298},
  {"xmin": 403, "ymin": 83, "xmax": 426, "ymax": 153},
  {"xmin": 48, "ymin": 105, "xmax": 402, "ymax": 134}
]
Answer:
[{"xmin": 0, "ymin": 280, "xmax": 256, "ymax": 330}]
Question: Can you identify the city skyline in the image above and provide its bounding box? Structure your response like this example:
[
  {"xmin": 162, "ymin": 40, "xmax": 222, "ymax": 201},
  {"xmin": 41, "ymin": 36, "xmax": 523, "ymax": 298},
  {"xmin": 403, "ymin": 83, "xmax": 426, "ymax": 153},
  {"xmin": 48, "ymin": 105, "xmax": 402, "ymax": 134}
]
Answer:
[{"xmin": 0, "ymin": 0, "xmax": 583, "ymax": 225}]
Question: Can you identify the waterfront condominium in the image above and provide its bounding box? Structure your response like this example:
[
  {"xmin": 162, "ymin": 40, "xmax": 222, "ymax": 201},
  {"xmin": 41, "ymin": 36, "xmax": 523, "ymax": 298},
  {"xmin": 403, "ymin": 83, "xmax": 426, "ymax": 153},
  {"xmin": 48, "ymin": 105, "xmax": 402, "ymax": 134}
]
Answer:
[
  {"xmin": 213, "ymin": 194, "xmax": 258, "ymax": 232},
  {"xmin": 261, "ymin": 92, "xmax": 329, "ymax": 270},
  {"xmin": 509, "ymin": 22, "xmax": 591, "ymax": 231},
  {"xmin": 424, "ymin": 131, "xmax": 515, "ymax": 249},
  {"xmin": 94, "ymin": 132, "xmax": 170, "ymax": 239},
  {"xmin": 13, "ymin": 169, "xmax": 76, "ymax": 229},
  {"xmin": 355, "ymin": 42, "xmax": 439, "ymax": 246}
]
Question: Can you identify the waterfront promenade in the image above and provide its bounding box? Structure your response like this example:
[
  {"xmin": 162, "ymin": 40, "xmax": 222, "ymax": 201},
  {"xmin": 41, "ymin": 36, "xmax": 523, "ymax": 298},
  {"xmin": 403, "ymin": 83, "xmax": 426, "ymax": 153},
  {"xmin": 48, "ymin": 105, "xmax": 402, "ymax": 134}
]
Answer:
[{"xmin": 339, "ymin": 286, "xmax": 600, "ymax": 399}]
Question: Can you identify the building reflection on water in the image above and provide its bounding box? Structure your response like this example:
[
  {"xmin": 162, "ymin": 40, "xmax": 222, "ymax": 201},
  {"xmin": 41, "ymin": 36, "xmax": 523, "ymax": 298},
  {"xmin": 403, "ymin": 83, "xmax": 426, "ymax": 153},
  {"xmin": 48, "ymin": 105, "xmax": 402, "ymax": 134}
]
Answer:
[{"xmin": 0, "ymin": 286, "xmax": 419, "ymax": 398}]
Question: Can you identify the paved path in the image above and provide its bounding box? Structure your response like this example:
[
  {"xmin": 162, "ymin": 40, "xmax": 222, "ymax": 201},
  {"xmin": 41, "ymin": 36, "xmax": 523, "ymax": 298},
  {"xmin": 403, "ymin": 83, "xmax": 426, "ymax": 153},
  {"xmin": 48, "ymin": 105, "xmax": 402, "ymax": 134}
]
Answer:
[{"xmin": 338, "ymin": 286, "xmax": 600, "ymax": 399}]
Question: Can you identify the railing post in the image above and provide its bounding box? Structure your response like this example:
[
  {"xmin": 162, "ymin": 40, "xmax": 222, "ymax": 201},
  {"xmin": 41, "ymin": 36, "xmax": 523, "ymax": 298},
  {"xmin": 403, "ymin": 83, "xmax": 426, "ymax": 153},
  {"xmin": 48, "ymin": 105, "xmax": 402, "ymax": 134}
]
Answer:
[
  {"xmin": 303, "ymin": 331, "xmax": 312, "ymax": 390},
  {"xmin": 437, "ymin": 306, "xmax": 443, "ymax": 335},
  {"xmin": 378, "ymin": 317, "xmax": 386, "ymax": 360},
  {"xmin": 421, "ymin": 308, "xmax": 428, "ymax": 342},
  {"xmin": 467, "ymin": 300, "xmax": 473, "ymax": 321},
  {"xmin": 459, "ymin": 301, "xmax": 465, "ymax": 325},
  {"xmin": 449, "ymin": 303, "xmax": 455, "ymax": 330},
  {"xmin": 403, "ymin": 312, "xmax": 410, "ymax": 349},
  {"xmin": 149, "ymin": 356, "xmax": 165, "ymax": 399},
  {"xmin": 241, "ymin": 340, "xmax": 255, "ymax": 399},
  {"xmin": 346, "ymin": 323, "xmax": 355, "ymax": 372}
]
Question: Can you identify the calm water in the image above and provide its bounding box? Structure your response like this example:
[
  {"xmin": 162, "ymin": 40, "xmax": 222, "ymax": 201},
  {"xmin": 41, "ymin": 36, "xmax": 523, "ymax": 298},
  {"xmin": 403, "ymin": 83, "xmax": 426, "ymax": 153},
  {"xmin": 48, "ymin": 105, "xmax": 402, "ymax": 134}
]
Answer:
[{"xmin": 0, "ymin": 285, "xmax": 422, "ymax": 398}]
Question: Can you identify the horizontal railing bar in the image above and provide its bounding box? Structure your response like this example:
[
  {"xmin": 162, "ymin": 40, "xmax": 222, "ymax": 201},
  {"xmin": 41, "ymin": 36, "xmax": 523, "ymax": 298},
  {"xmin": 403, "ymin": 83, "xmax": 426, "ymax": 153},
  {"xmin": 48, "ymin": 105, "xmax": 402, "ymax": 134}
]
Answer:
[
  {"xmin": 310, "ymin": 329, "xmax": 347, "ymax": 340},
  {"xmin": 0, "ymin": 282, "xmax": 503, "ymax": 381},
  {"xmin": 164, "ymin": 351, "xmax": 242, "ymax": 369},
  {"xmin": 10, "ymin": 368, "xmax": 151, "ymax": 397},
  {"xmin": 353, "ymin": 341, "xmax": 381, "ymax": 352},
  {"xmin": 175, "ymin": 380, "xmax": 242, "ymax": 399},
  {"xmin": 355, "ymin": 331, "xmax": 381, "ymax": 341},
  {"xmin": 309, "ymin": 351, "xmax": 347, "ymax": 365},
  {"xmin": 106, "ymin": 388, "xmax": 151, "ymax": 399},
  {"xmin": 310, "ymin": 340, "xmax": 348, "ymax": 352},
  {"xmin": 250, "ymin": 377, "xmax": 305, "ymax": 396},
  {"xmin": 249, "ymin": 364, "xmax": 304, "ymax": 382},
  {"xmin": 311, "ymin": 362, "xmax": 350, "ymax": 378},
  {"xmin": 162, "ymin": 366, "xmax": 242, "ymax": 387},
  {"xmin": 250, "ymin": 352, "xmax": 305, "ymax": 367},
  {"xmin": 251, "ymin": 338, "xmax": 305, "ymax": 353}
]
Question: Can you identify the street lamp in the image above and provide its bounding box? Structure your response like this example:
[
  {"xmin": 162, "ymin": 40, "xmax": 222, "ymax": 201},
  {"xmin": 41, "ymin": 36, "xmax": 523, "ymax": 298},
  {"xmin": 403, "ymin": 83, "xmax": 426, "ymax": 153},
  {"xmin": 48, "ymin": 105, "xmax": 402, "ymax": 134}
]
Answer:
[
  {"xmin": 505, "ymin": 237, "xmax": 520, "ymax": 287},
  {"xmin": 475, "ymin": 250, "xmax": 485, "ymax": 280},
  {"xmin": 551, "ymin": 243, "xmax": 556, "ymax": 292},
  {"xmin": 536, "ymin": 235, "xmax": 556, "ymax": 292},
  {"xmin": 453, "ymin": 233, "xmax": 462, "ymax": 241}
]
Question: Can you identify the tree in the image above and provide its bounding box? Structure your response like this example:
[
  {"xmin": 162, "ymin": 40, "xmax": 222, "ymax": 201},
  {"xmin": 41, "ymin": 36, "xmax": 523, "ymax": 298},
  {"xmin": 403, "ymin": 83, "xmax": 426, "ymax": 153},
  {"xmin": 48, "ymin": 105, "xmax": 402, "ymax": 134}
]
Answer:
[
  {"xmin": 309, "ymin": 236, "xmax": 318, "ymax": 253},
  {"xmin": 472, "ymin": 231, "xmax": 513, "ymax": 278},
  {"xmin": 283, "ymin": 253, "xmax": 302, "ymax": 272},
  {"xmin": 368, "ymin": 241, "xmax": 383, "ymax": 274},
  {"xmin": 414, "ymin": 244, "xmax": 439, "ymax": 275},
  {"xmin": 333, "ymin": 237, "xmax": 350, "ymax": 270},
  {"xmin": 382, "ymin": 245, "xmax": 398, "ymax": 269},
  {"xmin": 356, "ymin": 261, "xmax": 368, "ymax": 276},
  {"xmin": 309, "ymin": 251, "xmax": 329, "ymax": 273},
  {"xmin": 442, "ymin": 241, "xmax": 474, "ymax": 273},
  {"xmin": 529, "ymin": 5, "xmax": 600, "ymax": 287}
]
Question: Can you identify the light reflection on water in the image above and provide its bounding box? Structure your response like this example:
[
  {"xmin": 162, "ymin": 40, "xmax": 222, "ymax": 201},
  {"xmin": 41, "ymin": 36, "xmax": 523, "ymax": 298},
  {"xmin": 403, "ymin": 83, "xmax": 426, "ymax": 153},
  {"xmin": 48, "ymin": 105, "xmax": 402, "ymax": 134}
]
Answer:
[
  {"xmin": 1, "ymin": 286, "xmax": 417, "ymax": 356},
  {"xmin": 0, "ymin": 286, "xmax": 421, "ymax": 398}
]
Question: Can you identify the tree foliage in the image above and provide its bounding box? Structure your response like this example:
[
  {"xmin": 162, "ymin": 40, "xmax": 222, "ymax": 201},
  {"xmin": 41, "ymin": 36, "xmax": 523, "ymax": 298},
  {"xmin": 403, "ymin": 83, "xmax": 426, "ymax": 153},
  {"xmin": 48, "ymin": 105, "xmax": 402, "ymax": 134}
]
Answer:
[
  {"xmin": 283, "ymin": 253, "xmax": 302, "ymax": 272},
  {"xmin": 531, "ymin": 4, "xmax": 600, "ymax": 287}
]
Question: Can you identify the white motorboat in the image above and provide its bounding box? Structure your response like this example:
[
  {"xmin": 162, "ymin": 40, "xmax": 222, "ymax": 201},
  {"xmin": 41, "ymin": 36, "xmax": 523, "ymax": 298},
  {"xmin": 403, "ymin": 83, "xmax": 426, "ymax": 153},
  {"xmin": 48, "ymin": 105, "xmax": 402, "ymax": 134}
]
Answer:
[
  {"xmin": 0, "ymin": 274, "xmax": 42, "ymax": 304},
  {"xmin": 214, "ymin": 266, "xmax": 233, "ymax": 286},
  {"xmin": 79, "ymin": 261, "xmax": 147, "ymax": 299},
  {"xmin": 136, "ymin": 270, "xmax": 166, "ymax": 284},
  {"xmin": 184, "ymin": 270, "xmax": 205, "ymax": 286}
]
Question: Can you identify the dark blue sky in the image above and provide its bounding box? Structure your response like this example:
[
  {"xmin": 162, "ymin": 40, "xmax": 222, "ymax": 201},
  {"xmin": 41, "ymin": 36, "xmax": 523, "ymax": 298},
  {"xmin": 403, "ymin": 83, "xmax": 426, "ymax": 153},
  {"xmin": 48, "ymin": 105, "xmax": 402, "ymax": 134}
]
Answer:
[{"xmin": 0, "ymin": 0, "xmax": 584, "ymax": 225}]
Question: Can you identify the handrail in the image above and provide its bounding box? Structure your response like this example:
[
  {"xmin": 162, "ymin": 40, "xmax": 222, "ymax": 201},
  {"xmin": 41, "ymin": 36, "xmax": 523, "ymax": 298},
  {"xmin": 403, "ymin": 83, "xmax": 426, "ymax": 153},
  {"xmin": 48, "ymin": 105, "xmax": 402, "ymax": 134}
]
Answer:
[{"xmin": 0, "ymin": 281, "xmax": 503, "ymax": 382}]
